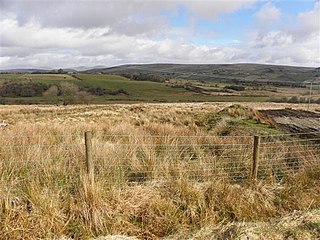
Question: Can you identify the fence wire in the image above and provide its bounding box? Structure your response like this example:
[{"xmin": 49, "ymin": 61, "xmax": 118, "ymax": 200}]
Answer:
[
  {"xmin": 93, "ymin": 134, "xmax": 253, "ymax": 187},
  {"xmin": 0, "ymin": 134, "xmax": 85, "ymax": 190},
  {"xmin": 0, "ymin": 132, "xmax": 319, "ymax": 189},
  {"xmin": 259, "ymin": 134, "xmax": 320, "ymax": 180}
]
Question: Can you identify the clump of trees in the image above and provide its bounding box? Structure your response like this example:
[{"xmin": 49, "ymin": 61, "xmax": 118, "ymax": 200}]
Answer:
[
  {"xmin": 60, "ymin": 83, "xmax": 93, "ymax": 105},
  {"xmin": 42, "ymin": 83, "xmax": 129, "ymax": 105},
  {"xmin": 120, "ymin": 73, "xmax": 168, "ymax": 83},
  {"xmin": 43, "ymin": 83, "xmax": 92, "ymax": 105},
  {"xmin": 0, "ymin": 81, "xmax": 131, "ymax": 104},
  {"xmin": 224, "ymin": 85, "xmax": 246, "ymax": 91},
  {"xmin": 270, "ymin": 96, "xmax": 320, "ymax": 104},
  {"xmin": 0, "ymin": 82, "xmax": 49, "ymax": 97},
  {"xmin": 81, "ymin": 86, "xmax": 129, "ymax": 96},
  {"xmin": 43, "ymin": 85, "xmax": 59, "ymax": 97}
]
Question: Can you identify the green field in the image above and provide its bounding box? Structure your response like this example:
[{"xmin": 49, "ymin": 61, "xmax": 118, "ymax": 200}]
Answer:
[
  {"xmin": 1, "ymin": 63, "xmax": 319, "ymax": 105},
  {"xmin": 87, "ymin": 63, "xmax": 317, "ymax": 85},
  {"xmin": 0, "ymin": 73, "xmax": 272, "ymax": 104}
]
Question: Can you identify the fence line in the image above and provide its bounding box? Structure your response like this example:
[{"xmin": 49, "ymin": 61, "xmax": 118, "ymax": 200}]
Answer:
[
  {"xmin": 0, "ymin": 131, "xmax": 319, "ymax": 189},
  {"xmin": 96, "ymin": 134, "xmax": 253, "ymax": 138}
]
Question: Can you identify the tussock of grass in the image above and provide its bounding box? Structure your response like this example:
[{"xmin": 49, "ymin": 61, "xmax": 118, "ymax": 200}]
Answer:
[
  {"xmin": 1, "ymin": 170, "xmax": 319, "ymax": 239},
  {"xmin": 168, "ymin": 209, "xmax": 320, "ymax": 240},
  {"xmin": 0, "ymin": 103, "xmax": 319, "ymax": 239}
]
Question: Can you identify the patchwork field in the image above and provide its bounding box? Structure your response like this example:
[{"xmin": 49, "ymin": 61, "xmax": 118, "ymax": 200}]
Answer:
[{"xmin": 1, "ymin": 71, "xmax": 319, "ymax": 104}]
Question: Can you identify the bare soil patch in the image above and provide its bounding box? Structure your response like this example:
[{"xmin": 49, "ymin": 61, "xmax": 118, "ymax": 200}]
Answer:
[{"xmin": 257, "ymin": 109, "xmax": 320, "ymax": 134}]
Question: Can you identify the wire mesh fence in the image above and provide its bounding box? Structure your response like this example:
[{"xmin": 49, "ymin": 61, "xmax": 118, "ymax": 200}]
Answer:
[
  {"xmin": 259, "ymin": 133, "xmax": 320, "ymax": 180},
  {"xmin": 0, "ymin": 131, "xmax": 319, "ymax": 190},
  {"xmin": 0, "ymin": 134, "xmax": 85, "ymax": 190},
  {"xmin": 93, "ymin": 134, "xmax": 254, "ymax": 187}
]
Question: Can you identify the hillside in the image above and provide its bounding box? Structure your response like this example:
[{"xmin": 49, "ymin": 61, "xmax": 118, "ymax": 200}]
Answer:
[
  {"xmin": 84, "ymin": 63, "xmax": 318, "ymax": 87},
  {"xmin": 0, "ymin": 64, "xmax": 319, "ymax": 104}
]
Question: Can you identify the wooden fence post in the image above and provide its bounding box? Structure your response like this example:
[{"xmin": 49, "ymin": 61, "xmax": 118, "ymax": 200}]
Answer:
[
  {"xmin": 85, "ymin": 131, "xmax": 94, "ymax": 184},
  {"xmin": 251, "ymin": 135, "xmax": 260, "ymax": 181}
]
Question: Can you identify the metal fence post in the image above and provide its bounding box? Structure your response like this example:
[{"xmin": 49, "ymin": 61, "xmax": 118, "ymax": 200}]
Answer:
[
  {"xmin": 85, "ymin": 131, "xmax": 94, "ymax": 184},
  {"xmin": 251, "ymin": 135, "xmax": 260, "ymax": 181}
]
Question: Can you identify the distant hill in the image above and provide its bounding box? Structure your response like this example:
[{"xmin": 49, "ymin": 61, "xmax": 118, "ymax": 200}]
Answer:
[
  {"xmin": 0, "ymin": 68, "xmax": 78, "ymax": 74},
  {"xmin": 84, "ymin": 63, "xmax": 317, "ymax": 86},
  {"xmin": 1, "ymin": 64, "xmax": 319, "ymax": 105},
  {"xmin": 0, "ymin": 69, "xmax": 50, "ymax": 73},
  {"xmin": 0, "ymin": 65, "xmax": 107, "ymax": 73},
  {"xmin": 1, "ymin": 64, "xmax": 318, "ymax": 86}
]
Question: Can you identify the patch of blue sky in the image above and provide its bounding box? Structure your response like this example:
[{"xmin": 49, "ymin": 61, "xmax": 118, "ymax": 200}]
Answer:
[
  {"xmin": 184, "ymin": 4, "xmax": 260, "ymax": 46},
  {"xmin": 161, "ymin": 3, "xmax": 260, "ymax": 46},
  {"xmin": 273, "ymin": 0, "xmax": 317, "ymax": 16},
  {"xmin": 161, "ymin": 5, "xmax": 189, "ymax": 28},
  {"xmin": 272, "ymin": 0, "xmax": 317, "ymax": 26},
  {"xmin": 160, "ymin": 0, "xmax": 317, "ymax": 46}
]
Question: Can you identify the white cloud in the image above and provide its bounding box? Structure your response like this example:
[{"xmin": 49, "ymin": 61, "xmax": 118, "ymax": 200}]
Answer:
[
  {"xmin": 254, "ymin": 31, "xmax": 293, "ymax": 48},
  {"xmin": 255, "ymin": 2, "xmax": 281, "ymax": 24},
  {"xmin": 0, "ymin": 0, "xmax": 319, "ymax": 69},
  {"xmin": 1, "ymin": 0, "xmax": 255, "ymax": 30},
  {"xmin": 288, "ymin": 1, "xmax": 320, "ymax": 41},
  {"xmin": 243, "ymin": 31, "xmax": 319, "ymax": 66},
  {"xmin": 183, "ymin": 0, "xmax": 256, "ymax": 21},
  {"xmin": 246, "ymin": 1, "xmax": 319, "ymax": 67},
  {"xmin": 0, "ymin": 17, "xmax": 246, "ymax": 68}
]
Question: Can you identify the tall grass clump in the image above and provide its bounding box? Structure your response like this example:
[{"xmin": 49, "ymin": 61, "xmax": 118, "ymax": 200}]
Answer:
[{"xmin": 0, "ymin": 104, "xmax": 319, "ymax": 239}]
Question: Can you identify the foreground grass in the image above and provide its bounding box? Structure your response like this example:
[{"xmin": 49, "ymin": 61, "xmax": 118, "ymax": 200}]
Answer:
[
  {"xmin": 0, "ymin": 103, "xmax": 319, "ymax": 239},
  {"xmin": 1, "ymin": 171, "xmax": 319, "ymax": 239},
  {"xmin": 169, "ymin": 209, "xmax": 320, "ymax": 239}
]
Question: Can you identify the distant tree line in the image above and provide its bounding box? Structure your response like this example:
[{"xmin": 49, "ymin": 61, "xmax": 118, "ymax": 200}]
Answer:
[
  {"xmin": 270, "ymin": 96, "xmax": 320, "ymax": 104},
  {"xmin": 31, "ymin": 68, "xmax": 69, "ymax": 74},
  {"xmin": 0, "ymin": 82, "xmax": 49, "ymax": 97},
  {"xmin": 0, "ymin": 82, "xmax": 129, "ymax": 105},
  {"xmin": 81, "ymin": 86, "xmax": 129, "ymax": 96},
  {"xmin": 170, "ymin": 83, "xmax": 246, "ymax": 93},
  {"xmin": 120, "ymin": 73, "xmax": 168, "ymax": 83},
  {"xmin": 224, "ymin": 85, "xmax": 246, "ymax": 91},
  {"xmin": 234, "ymin": 80, "xmax": 305, "ymax": 88}
]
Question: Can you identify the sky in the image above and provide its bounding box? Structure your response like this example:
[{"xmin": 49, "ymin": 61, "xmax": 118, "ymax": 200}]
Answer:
[{"xmin": 0, "ymin": 0, "xmax": 319, "ymax": 69}]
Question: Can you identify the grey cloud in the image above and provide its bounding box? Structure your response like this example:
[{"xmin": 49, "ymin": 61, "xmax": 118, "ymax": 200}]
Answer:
[
  {"xmin": 287, "ymin": 2, "xmax": 320, "ymax": 42},
  {"xmin": 184, "ymin": 0, "xmax": 256, "ymax": 21},
  {"xmin": 1, "ymin": 1, "xmax": 175, "ymax": 29},
  {"xmin": 109, "ymin": 16, "xmax": 168, "ymax": 36},
  {"xmin": 0, "ymin": 0, "xmax": 319, "ymax": 69},
  {"xmin": 0, "ymin": 46, "xmax": 45, "ymax": 57},
  {"xmin": 255, "ymin": 2, "xmax": 281, "ymax": 23},
  {"xmin": 1, "ymin": 0, "xmax": 255, "ymax": 29},
  {"xmin": 254, "ymin": 31, "xmax": 293, "ymax": 48}
]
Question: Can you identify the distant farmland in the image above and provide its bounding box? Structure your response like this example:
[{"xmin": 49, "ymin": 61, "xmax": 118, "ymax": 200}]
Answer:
[{"xmin": 0, "ymin": 63, "xmax": 319, "ymax": 105}]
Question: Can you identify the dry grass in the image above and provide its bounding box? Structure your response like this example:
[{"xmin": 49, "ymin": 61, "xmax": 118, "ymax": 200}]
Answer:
[
  {"xmin": 0, "ymin": 103, "xmax": 319, "ymax": 239},
  {"xmin": 168, "ymin": 209, "xmax": 320, "ymax": 240},
  {"xmin": 1, "ymin": 174, "xmax": 319, "ymax": 239}
]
